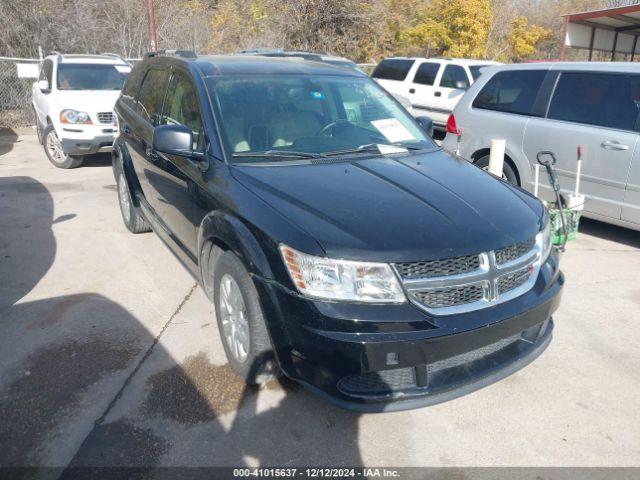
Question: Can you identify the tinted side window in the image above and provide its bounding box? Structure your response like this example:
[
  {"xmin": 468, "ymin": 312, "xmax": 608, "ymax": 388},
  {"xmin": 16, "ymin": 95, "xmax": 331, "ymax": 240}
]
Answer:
[
  {"xmin": 372, "ymin": 59, "xmax": 414, "ymax": 81},
  {"xmin": 137, "ymin": 68, "xmax": 169, "ymax": 125},
  {"xmin": 39, "ymin": 60, "xmax": 53, "ymax": 89},
  {"xmin": 121, "ymin": 63, "xmax": 146, "ymax": 102},
  {"xmin": 440, "ymin": 65, "xmax": 469, "ymax": 89},
  {"xmin": 547, "ymin": 72, "xmax": 640, "ymax": 131},
  {"xmin": 473, "ymin": 70, "xmax": 546, "ymax": 116},
  {"xmin": 413, "ymin": 62, "xmax": 440, "ymax": 86},
  {"xmin": 161, "ymin": 71, "xmax": 203, "ymax": 151}
]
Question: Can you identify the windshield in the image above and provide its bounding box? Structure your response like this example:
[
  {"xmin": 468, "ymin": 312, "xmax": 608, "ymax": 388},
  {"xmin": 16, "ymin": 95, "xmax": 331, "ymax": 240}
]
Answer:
[
  {"xmin": 57, "ymin": 64, "xmax": 131, "ymax": 91},
  {"xmin": 206, "ymin": 75, "xmax": 435, "ymax": 162}
]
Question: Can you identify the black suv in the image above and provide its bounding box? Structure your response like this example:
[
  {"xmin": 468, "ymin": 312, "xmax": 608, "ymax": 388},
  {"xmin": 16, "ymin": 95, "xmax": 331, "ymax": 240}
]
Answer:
[{"xmin": 112, "ymin": 51, "xmax": 563, "ymax": 411}]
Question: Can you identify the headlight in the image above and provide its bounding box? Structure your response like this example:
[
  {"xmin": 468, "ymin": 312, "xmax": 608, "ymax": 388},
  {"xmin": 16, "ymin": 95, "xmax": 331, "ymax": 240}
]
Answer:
[
  {"xmin": 279, "ymin": 245, "xmax": 406, "ymax": 303},
  {"xmin": 60, "ymin": 109, "xmax": 92, "ymax": 124},
  {"xmin": 538, "ymin": 211, "xmax": 552, "ymax": 263}
]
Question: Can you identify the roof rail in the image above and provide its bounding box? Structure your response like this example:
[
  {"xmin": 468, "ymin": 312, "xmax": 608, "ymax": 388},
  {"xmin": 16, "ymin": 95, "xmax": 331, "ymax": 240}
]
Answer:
[{"xmin": 145, "ymin": 50, "xmax": 197, "ymax": 59}]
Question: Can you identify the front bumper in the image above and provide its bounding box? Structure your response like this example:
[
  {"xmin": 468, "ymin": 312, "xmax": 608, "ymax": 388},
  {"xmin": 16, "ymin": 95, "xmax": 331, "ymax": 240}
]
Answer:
[
  {"xmin": 61, "ymin": 135, "xmax": 115, "ymax": 155},
  {"xmin": 255, "ymin": 252, "xmax": 564, "ymax": 412}
]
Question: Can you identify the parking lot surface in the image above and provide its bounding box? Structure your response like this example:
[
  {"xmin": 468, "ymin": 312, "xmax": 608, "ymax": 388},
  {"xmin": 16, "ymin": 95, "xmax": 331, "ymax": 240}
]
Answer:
[{"xmin": 1, "ymin": 130, "xmax": 640, "ymax": 468}]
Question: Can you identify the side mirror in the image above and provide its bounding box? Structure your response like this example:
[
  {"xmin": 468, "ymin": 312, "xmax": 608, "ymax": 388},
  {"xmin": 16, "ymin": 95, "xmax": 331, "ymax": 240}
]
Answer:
[
  {"xmin": 415, "ymin": 116, "xmax": 434, "ymax": 138},
  {"xmin": 153, "ymin": 124, "xmax": 203, "ymax": 159},
  {"xmin": 37, "ymin": 79, "xmax": 50, "ymax": 93},
  {"xmin": 455, "ymin": 80, "xmax": 469, "ymax": 90}
]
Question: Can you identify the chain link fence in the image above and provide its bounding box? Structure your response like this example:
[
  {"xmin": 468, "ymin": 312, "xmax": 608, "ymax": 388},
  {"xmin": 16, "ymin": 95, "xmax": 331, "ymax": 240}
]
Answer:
[{"xmin": 0, "ymin": 57, "xmax": 40, "ymax": 128}]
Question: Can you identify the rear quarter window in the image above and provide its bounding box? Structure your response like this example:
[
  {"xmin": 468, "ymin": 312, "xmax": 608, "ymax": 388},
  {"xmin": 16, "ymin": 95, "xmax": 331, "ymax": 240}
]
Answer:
[
  {"xmin": 121, "ymin": 63, "xmax": 146, "ymax": 102},
  {"xmin": 472, "ymin": 70, "xmax": 547, "ymax": 116},
  {"xmin": 547, "ymin": 72, "xmax": 640, "ymax": 131},
  {"xmin": 136, "ymin": 68, "xmax": 169, "ymax": 125},
  {"xmin": 372, "ymin": 59, "xmax": 415, "ymax": 81}
]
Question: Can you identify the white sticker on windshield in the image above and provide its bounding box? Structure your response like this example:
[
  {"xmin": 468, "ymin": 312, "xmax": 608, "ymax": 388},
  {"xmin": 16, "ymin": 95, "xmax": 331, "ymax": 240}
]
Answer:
[{"xmin": 371, "ymin": 118, "xmax": 415, "ymax": 143}]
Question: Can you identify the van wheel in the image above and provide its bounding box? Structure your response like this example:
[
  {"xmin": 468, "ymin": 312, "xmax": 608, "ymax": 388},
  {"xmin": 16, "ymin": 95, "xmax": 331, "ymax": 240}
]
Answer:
[
  {"xmin": 33, "ymin": 109, "xmax": 43, "ymax": 145},
  {"xmin": 475, "ymin": 155, "xmax": 519, "ymax": 186},
  {"xmin": 43, "ymin": 125, "xmax": 83, "ymax": 169},
  {"xmin": 212, "ymin": 251, "xmax": 280, "ymax": 385},
  {"xmin": 115, "ymin": 169, "xmax": 150, "ymax": 233}
]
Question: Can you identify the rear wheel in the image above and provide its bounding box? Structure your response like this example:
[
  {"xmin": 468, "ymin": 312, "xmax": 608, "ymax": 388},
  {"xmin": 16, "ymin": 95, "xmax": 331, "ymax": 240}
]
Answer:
[
  {"xmin": 212, "ymin": 250, "xmax": 280, "ymax": 384},
  {"xmin": 43, "ymin": 125, "xmax": 83, "ymax": 169},
  {"xmin": 115, "ymin": 169, "xmax": 150, "ymax": 233},
  {"xmin": 475, "ymin": 155, "xmax": 519, "ymax": 186}
]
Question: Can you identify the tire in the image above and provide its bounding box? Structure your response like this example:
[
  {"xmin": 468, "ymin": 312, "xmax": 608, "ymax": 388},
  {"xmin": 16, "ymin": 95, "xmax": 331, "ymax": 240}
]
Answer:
[
  {"xmin": 212, "ymin": 250, "xmax": 280, "ymax": 384},
  {"xmin": 34, "ymin": 109, "xmax": 43, "ymax": 145},
  {"xmin": 115, "ymin": 168, "xmax": 151, "ymax": 233},
  {"xmin": 43, "ymin": 124, "xmax": 83, "ymax": 169},
  {"xmin": 475, "ymin": 155, "xmax": 519, "ymax": 186}
]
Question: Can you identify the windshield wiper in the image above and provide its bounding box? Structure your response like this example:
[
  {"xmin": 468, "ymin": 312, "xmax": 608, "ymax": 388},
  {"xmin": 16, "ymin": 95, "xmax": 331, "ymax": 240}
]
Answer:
[
  {"xmin": 232, "ymin": 150, "xmax": 321, "ymax": 159},
  {"xmin": 321, "ymin": 143, "xmax": 427, "ymax": 157}
]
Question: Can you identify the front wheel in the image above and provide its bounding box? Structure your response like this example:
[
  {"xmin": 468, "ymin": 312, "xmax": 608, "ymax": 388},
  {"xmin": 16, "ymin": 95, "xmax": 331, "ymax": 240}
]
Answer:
[
  {"xmin": 475, "ymin": 155, "xmax": 519, "ymax": 186},
  {"xmin": 213, "ymin": 251, "xmax": 280, "ymax": 385},
  {"xmin": 115, "ymin": 169, "xmax": 150, "ymax": 233},
  {"xmin": 43, "ymin": 125, "xmax": 83, "ymax": 169}
]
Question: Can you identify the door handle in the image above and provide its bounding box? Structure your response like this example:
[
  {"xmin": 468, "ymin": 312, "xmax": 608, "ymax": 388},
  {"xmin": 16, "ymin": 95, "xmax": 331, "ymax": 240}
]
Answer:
[
  {"xmin": 434, "ymin": 91, "xmax": 442, "ymax": 97},
  {"xmin": 122, "ymin": 125, "xmax": 131, "ymax": 134},
  {"xmin": 601, "ymin": 140, "xmax": 629, "ymax": 150},
  {"xmin": 409, "ymin": 88, "xmax": 415, "ymax": 94}
]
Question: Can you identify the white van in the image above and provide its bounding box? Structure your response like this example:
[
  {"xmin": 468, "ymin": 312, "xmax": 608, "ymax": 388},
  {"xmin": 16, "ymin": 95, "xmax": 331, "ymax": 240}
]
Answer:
[
  {"xmin": 442, "ymin": 62, "xmax": 640, "ymax": 232},
  {"xmin": 372, "ymin": 57, "xmax": 500, "ymax": 128}
]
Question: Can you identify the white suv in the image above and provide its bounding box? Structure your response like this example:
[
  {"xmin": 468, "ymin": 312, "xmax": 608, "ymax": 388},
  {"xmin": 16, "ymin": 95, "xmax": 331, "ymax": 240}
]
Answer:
[
  {"xmin": 371, "ymin": 57, "xmax": 500, "ymax": 128},
  {"xmin": 32, "ymin": 53, "xmax": 132, "ymax": 168}
]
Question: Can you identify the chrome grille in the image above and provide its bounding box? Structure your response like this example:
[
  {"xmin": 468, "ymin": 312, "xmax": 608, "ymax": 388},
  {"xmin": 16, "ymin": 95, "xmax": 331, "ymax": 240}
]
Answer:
[
  {"xmin": 395, "ymin": 235, "xmax": 540, "ymax": 315},
  {"xmin": 395, "ymin": 254, "xmax": 480, "ymax": 279},
  {"xmin": 97, "ymin": 112, "xmax": 114, "ymax": 124},
  {"xmin": 412, "ymin": 285, "xmax": 484, "ymax": 308},
  {"xmin": 495, "ymin": 238, "xmax": 536, "ymax": 265},
  {"xmin": 497, "ymin": 266, "xmax": 532, "ymax": 295}
]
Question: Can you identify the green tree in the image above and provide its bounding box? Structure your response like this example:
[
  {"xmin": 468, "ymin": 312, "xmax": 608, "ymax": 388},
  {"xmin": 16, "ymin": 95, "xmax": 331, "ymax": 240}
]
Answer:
[{"xmin": 399, "ymin": 0, "xmax": 491, "ymax": 58}]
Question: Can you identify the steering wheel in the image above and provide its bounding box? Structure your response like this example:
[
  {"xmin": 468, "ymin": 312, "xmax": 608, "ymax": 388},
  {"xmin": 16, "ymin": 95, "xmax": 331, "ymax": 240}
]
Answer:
[{"xmin": 316, "ymin": 119, "xmax": 353, "ymax": 137}]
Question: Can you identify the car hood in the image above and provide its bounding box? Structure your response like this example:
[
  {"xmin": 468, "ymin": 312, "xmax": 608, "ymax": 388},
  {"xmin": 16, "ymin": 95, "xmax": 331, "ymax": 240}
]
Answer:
[
  {"xmin": 52, "ymin": 90, "xmax": 120, "ymax": 113},
  {"xmin": 232, "ymin": 150, "xmax": 543, "ymax": 262}
]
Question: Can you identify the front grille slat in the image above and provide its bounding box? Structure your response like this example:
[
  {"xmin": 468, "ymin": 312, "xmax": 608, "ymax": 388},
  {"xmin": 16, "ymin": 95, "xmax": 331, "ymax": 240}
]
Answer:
[
  {"xmin": 395, "ymin": 254, "xmax": 480, "ymax": 279},
  {"xmin": 412, "ymin": 285, "xmax": 484, "ymax": 309},
  {"xmin": 97, "ymin": 112, "xmax": 114, "ymax": 124},
  {"xmin": 497, "ymin": 266, "xmax": 532, "ymax": 294},
  {"xmin": 395, "ymin": 236, "xmax": 538, "ymax": 313}
]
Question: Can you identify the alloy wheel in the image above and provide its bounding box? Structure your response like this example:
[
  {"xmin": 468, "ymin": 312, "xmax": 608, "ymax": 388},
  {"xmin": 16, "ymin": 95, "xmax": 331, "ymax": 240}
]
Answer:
[{"xmin": 219, "ymin": 274, "xmax": 250, "ymax": 363}]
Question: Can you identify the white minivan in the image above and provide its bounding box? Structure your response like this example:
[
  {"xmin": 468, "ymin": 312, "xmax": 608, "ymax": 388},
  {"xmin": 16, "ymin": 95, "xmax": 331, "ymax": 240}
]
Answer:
[
  {"xmin": 372, "ymin": 57, "xmax": 500, "ymax": 128},
  {"xmin": 442, "ymin": 62, "xmax": 640, "ymax": 232}
]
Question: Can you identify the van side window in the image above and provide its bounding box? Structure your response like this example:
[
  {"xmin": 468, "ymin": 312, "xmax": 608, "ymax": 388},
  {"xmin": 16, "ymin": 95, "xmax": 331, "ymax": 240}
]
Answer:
[
  {"xmin": 440, "ymin": 65, "xmax": 469, "ymax": 89},
  {"xmin": 162, "ymin": 71, "xmax": 203, "ymax": 151},
  {"xmin": 39, "ymin": 60, "xmax": 53, "ymax": 89},
  {"xmin": 372, "ymin": 59, "xmax": 414, "ymax": 81},
  {"xmin": 137, "ymin": 68, "xmax": 169, "ymax": 125},
  {"xmin": 413, "ymin": 62, "xmax": 440, "ymax": 86},
  {"xmin": 547, "ymin": 72, "xmax": 640, "ymax": 131},
  {"xmin": 473, "ymin": 70, "xmax": 546, "ymax": 116}
]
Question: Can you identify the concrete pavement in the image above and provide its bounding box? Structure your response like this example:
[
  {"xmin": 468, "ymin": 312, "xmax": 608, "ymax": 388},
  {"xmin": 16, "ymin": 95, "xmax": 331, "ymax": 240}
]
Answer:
[{"xmin": 1, "ymin": 130, "xmax": 639, "ymax": 470}]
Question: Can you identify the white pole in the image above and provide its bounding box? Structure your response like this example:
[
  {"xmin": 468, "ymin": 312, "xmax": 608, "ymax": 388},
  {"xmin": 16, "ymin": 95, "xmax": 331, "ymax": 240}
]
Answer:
[
  {"xmin": 534, "ymin": 164, "xmax": 540, "ymax": 197},
  {"xmin": 488, "ymin": 139, "xmax": 506, "ymax": 177},
  {"xmin": 575, "ymin": 145, "xmax": 582, "ymax": 196}
]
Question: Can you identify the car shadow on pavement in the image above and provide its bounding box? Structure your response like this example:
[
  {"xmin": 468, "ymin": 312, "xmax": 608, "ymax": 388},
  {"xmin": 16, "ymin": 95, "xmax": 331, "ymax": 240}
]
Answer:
[
  {"xmin": 0, "ymin": 128, "xmax": 20, "ymax": 157},
  {"xmin": 80, "ymin": 153, "xmax": 113, "ymax": 168},
  {"xmin": 0, "ymin": 176, "xmax": 363, "ymax": 474},
  {"xmin": 578, "ymin": 217, "xmax": 640, "ymax": 249}
]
